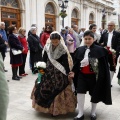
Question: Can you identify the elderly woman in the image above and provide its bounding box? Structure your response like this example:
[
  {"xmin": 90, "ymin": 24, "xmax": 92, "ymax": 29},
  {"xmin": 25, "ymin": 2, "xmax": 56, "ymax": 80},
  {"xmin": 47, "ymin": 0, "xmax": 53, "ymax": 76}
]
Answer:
[
  {"xmin": 66, "ymin": 28, "xmax": 76, "ymax": 61},
  {"xmin": 18, "ymin": 27, "xmax": 28, "ymax": 76},
  {"xmin": 27, "ymin": 27, "xmax": 42, "ymax": 73},
  {"xmin": 8, "ymin": 26, "xmax": 24, "ymax": 80},
  {"xmin": 31, "ymin": 31, "xmax": 76, "ymax": 116}
]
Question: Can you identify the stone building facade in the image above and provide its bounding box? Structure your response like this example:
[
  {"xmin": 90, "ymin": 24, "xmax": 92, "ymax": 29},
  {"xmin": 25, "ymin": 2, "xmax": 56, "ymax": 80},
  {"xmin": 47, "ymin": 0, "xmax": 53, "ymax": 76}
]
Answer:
[{"xmin": 0, "ymin": 0, "xmax": 114, "ymax": 34}]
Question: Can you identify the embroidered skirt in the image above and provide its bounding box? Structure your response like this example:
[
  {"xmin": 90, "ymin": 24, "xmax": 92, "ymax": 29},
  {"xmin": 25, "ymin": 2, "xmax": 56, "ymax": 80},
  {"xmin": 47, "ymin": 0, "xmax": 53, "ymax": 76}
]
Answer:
[{"xmin": 31, "ymin": 59, "xmax": 76, "ymax": 115}]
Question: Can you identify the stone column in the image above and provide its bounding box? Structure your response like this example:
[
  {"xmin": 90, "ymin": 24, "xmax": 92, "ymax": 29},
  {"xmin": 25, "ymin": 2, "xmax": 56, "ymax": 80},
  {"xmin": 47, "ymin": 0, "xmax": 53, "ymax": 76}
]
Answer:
[
  {"xmin": 97, "ymin": 9, "xmax": 101, "ymax": 29},
  {"xmin": 36, "ymin": 0, "xmax": 45, "ymax": 34},
  {"xmin": 20, "ymin": 10, "xmax": 25, "ymax": 28},
  {"xmin": 83, "ymin": 4, "xmax": 87, "ymax": 28},
  {"xmin": 30, "ymin": 0, "xmax": 37, "ymax": 24},
  {"xmin": 80, "ymin": 3, "xmax": 83, "ymax": 28},
  {"xmin": 25, "ymin": 0, "xmax": 31, "ymax": 34}
]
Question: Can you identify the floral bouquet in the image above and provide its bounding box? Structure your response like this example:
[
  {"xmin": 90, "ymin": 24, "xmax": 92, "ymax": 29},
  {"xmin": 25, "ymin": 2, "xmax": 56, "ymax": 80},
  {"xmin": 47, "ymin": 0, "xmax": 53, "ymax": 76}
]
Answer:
[
  {"xmin": 109, "ymin": 48, "xmax": 116, "ymax": 67},
  {"xmin": 36, "ymin": 62, "xmax": 46, "ymax": 84},
  {"xmin": 89, "ymin": 58, "xmax": 99, "ymax": 79}
]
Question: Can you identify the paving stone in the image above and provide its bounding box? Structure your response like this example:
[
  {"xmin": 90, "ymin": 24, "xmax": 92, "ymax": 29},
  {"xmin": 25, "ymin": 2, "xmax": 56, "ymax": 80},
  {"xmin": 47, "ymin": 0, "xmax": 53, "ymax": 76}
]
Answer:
[{"xmin": 4, "ymin": 52, "xmax": 120, "ymax": 120}]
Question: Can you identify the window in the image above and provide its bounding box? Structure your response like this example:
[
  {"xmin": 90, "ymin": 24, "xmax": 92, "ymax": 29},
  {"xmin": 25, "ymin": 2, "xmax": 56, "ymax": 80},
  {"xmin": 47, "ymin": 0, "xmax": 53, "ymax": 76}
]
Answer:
[
  {"xmin": 2, "ymin": 12, "xmax": 17, "ymax": 19},
  {"xmin": 72, "ymin": 9, "xmax": 78, "ymax": 18},
  {"xmin": 89, "ymin": 13, "xmax": 94, "ymax": 21},
  {"xmin": 1, "ymin": 0, "xmax": 19, "ymax": 8},
  {"xmin": 45, "ymin": 3, "xmax": 55, "ymax": 14}
]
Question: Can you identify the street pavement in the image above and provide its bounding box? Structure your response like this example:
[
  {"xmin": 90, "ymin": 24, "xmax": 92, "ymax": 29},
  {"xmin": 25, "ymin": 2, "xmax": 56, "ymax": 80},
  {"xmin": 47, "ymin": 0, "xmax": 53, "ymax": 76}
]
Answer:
[{"xmin": 4, "ymin": 52, "xmax": 120, "ymax": 120}]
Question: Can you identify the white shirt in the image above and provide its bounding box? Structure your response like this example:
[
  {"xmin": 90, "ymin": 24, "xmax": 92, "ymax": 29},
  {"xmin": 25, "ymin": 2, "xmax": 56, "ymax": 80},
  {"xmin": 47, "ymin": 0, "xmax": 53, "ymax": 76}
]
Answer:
[
  {"xmin": 107, "ymin": 31, "xmax": 113, "ymax": 47},
  {"xmin": 81, "ymin": 48, "xmax": 90, "ymax": 67}
]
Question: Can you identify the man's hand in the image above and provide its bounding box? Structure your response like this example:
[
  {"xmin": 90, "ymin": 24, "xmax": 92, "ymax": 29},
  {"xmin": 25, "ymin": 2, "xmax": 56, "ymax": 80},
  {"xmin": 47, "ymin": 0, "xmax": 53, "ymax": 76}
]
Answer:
[{"xmin": 68, "ymin": 72, "xmax": 75, "ymax": 78}]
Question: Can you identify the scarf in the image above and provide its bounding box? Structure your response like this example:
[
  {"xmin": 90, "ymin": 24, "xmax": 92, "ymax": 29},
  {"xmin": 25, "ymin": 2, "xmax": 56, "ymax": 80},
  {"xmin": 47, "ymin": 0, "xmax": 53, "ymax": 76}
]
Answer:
[
  {"xmin": 81, "ymin": 48, "xmax": 90, "ymax": 67},
  {"xmin": 49, "ymin": 42, "xmax": 67, "ymax": 60}
]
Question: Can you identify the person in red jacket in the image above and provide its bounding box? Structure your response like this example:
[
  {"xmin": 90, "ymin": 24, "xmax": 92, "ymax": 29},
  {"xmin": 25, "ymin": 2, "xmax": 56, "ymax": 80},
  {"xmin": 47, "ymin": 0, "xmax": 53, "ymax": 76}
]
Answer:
[
  {"xmin": 18, "ymin": 27, "xmax": 28, "ymax": 76},
  {"xmin": 40, "ymin": 25, "xmax": 52, "ymax": 47}
]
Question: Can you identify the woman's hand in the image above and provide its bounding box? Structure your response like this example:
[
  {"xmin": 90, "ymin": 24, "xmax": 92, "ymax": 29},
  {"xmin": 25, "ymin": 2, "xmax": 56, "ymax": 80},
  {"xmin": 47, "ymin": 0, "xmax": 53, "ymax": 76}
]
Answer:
[{"xmin": 68, "ymin": 76, "xmax": 72, "ymax": 83}]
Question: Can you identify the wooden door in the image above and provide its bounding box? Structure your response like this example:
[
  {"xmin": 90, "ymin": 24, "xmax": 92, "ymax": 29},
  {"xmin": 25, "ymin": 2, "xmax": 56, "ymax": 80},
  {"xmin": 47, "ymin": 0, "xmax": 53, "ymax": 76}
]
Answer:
[
  {"xmin": 1, "ymin": 7, "xmax": 21, "ymax": 30},
  {"xmin": 71, "ymin": 18, "xmax": 78, "ymax": 26},
  {"xmin": 45, "ymin": 14, "xmax": 56, "ymax": 30}
]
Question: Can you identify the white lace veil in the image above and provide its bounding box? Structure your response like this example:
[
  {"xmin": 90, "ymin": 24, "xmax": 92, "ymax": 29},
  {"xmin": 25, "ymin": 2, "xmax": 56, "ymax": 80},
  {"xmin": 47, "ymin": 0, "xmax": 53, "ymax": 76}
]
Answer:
[{"xmin": 43, "ymin": 31, "xmax": 73, "ymax": 70}]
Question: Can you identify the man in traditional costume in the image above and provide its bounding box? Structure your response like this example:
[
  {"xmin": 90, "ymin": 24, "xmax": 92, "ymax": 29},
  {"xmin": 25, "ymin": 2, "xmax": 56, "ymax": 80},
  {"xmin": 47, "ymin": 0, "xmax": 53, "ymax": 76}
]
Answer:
[{"xmin": 69, "ymin": 30, "xmax": 112, "ymax": 120}]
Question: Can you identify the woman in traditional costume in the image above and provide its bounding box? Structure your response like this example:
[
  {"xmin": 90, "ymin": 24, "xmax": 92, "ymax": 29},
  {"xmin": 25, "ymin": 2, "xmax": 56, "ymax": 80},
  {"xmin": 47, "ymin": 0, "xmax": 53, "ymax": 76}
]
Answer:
[
  {"xmin": 69, "ymin": 30, "xmax": 112, "ymax": 120},
  {"xmin": 31, "ymin": 31, "xmax": 76, "ymax": 116}
]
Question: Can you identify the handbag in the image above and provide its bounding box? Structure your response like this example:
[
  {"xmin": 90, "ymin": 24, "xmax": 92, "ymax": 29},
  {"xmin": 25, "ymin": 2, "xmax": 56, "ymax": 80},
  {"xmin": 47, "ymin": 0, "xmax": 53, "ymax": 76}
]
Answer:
[{"xmin": 12, "ymin": 49, "xmax": 22, "ymax": 55}]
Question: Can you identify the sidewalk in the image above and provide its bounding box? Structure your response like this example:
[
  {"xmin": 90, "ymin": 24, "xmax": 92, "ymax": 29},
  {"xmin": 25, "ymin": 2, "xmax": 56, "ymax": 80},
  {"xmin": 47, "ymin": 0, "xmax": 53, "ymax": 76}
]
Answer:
[{"xmin": 4, "ymin": 52, "xmax": 120, "ymax": 120}]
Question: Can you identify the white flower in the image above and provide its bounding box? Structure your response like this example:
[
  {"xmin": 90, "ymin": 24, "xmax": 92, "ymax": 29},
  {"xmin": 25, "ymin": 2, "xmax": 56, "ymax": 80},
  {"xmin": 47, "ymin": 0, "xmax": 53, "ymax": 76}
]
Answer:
[
  {"xmin": 94, "ymin": 63, "xmax": 97, "ymax": 66},
  {"xmin": 36, "ymin": 62, "xmax": 46, "ymax": 68},
  {"xmin": 95, "ymin": 59, "xmax": 98, "ymax": 63},
  {"xmin": 94, "ymin": 59, "xmax": 98, "ymax": 66}
]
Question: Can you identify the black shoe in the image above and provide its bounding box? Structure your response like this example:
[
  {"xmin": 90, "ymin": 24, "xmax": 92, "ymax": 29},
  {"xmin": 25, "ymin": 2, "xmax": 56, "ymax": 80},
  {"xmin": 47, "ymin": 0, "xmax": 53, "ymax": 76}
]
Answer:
[
  {"xmin": 17, "ymin": 76, "xmax": 22, "ymax": 79},
  {"xmin": 4, "ymin": 70, "xmax": 8, "ymax": 72},
  {"xmin": 74, "ymin": 115, "xmax": 84, "ymax": 120},
  {"xmin": 12, "ymin": 77, "xmax": 20, "ymax": 81},
  {"xmin": 51, "ymin": 114, "xmax": 58, "ymax": 117},
  {"xmin": 91, "ymin": 115, "xmax": 97, "ymax": 120},
  {"xmin": 111, "ymin": 85, "xmax": 113, "ymax": 87}
]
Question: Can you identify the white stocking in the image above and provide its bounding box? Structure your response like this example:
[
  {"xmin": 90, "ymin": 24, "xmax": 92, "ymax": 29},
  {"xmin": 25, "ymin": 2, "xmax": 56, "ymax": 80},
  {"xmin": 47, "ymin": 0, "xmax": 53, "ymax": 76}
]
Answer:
[
  {"xmin": 91, "ymin": 103, "xmax": 97, "ymax": 116},
  {"xmin": 110, "ymin": 71, "xmax": 114, "ymax": 83},
  {"xmin": 77, "ymin": 93, "xmax": 85, "ymax": 118}
]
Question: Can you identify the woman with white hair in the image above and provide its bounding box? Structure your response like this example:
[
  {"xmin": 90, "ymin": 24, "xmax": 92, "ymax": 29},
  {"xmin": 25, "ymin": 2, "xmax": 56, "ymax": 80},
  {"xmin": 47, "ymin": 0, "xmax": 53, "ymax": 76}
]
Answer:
[
  {"xmin": 31, "ymin": 31, "xmax": 76, "ymax": 116},
  {"xmin": 27, "ymin": 27, "xmax": 42, "ymax": 73},
  {"xmin": 18, "ymin": 27, "xmax": 28, "ymax": 76}
]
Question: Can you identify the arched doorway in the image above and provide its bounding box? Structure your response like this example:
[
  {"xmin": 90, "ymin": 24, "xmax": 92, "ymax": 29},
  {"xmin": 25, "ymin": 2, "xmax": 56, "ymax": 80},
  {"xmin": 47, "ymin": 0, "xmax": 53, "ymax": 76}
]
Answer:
[
  {"xmin": 102, "ymin": 15, "xmax": 106, "ymax": 29},
  {"xmin": 89, "ymin": 13, "xmax": 94, "ymax": 24},
  {"xmin": 1, "ymin": 0, "xmax": 21, "ymax": 34},
  {"xmin": 71, "ymin": 9, "xmax": 79, "ymax": 26},
  {"xmin": 45, "ymin": 3, "xmax": 56, "ymax": 30}
]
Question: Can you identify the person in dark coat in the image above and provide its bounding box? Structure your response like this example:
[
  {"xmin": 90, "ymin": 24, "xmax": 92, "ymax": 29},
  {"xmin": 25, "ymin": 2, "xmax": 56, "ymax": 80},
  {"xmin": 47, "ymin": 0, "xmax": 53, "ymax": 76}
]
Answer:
[
  {"xmin": 99, "ymin": 21, "xmax": 120, "ymax": 86},
  {"xmin": 8, "ymin": 26, "xmax": 24, "ymax": 81},
  {"xmin": 27, "ymin": 27, "xmax": 43, "ymax": 73},
  {"xmin": 0, "ymin": 34, "xmax": 7, "ymax": 60},
  {"xmin": 69, "ymin": 30, "xmax": 112, "ymax": 120}
]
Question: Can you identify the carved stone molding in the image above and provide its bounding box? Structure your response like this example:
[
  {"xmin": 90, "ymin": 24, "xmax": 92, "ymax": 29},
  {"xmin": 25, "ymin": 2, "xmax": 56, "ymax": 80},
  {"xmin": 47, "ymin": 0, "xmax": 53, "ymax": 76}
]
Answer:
[
  {"xmin": 97, "ymin": 9, "xmax": 101, "ymax": 12},
  {"xmin": 20, "ymin": 9, "xmax": 25, "ymax": 13},
  {"xmin": 83, "ymin": 4, "xmax": 88, "ymax": 9}
]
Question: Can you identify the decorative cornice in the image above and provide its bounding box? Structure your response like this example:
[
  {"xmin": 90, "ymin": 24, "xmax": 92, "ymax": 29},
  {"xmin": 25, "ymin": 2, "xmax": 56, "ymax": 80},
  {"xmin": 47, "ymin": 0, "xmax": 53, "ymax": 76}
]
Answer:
[{"xmin": 83, "ymin": 4, "xmax": 88, "ymax": 9}]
